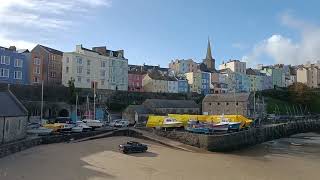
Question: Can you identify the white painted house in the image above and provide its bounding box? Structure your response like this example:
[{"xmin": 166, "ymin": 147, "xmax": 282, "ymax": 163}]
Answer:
[{"xmin": 62, "ymin": 45, "xmax": 128, "ymax": 90}]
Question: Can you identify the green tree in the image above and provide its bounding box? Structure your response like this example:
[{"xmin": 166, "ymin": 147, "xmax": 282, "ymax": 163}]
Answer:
[{"xmin": 68, "ymin": 78, "xmax": 77, "ymax": 104}]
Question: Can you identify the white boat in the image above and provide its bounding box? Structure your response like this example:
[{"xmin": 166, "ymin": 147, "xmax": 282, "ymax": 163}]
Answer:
[
  {"xmin": 59, "ymin": 123, "xmax": 74, "ymax": 132},
  {"xmin": 219, "ymin": 114, "xmax": 241, "ymax": 131},
  {"xmin": 72, "ymin": 126, "xmax": 83, "ymax": 133},
  {"xmin": 72, "ymin": 121, "xmax": 92, "ymax": 132},
  {"xmin": 161, "ymin": 117, "xmax": 183, "ymax": 128},
  {"xmin": 82, "ymin": 119, "xmax": 103, "ymax": 129},
  {"xmin": 27, "ymin": 127, "xmax": 53, "ymax": 136},
  {"xmin": 212, "ymin": 114, "xmax": 229, "ymax": 131}
]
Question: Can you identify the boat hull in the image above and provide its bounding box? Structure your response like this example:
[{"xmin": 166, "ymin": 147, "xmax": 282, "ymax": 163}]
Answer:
[
  {"xmin": 212, "ymin": 124, "xmax": 229, "ymax": 131},
  {"xmin": 228, "ymin": 122, "xmax": 241, "ymax": 131}
]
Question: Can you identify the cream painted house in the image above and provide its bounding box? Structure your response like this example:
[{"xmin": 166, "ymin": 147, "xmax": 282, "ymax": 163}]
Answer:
[
  {"xmin": 142, "ymin": 72, "xmax": 168, "ymax": 93},
  {"xmin": 297, "ymin": 64, "xmax": 320, "ymax": 88},
  {"xmin": 219, "ymin": 60, "xmax": 246, "ymax": 74},
  {"xmin": 62, "ymin": 45, "xmax": 128, "ymax": 90}
]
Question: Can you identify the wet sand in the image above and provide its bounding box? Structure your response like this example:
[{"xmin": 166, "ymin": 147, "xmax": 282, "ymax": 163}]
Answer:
[{"xmin": 0, "ymin": 136, "xmax": 319, "ymax": 180}]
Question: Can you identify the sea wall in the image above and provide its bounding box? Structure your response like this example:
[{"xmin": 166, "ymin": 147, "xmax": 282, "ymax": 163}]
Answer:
[
  {"xmin": 0, "ymin": 129, "xmax": 114, "ymax": 158},
  {"xmin": 152, "ymin": 119, "xmax": 320, "ymax": 151}
]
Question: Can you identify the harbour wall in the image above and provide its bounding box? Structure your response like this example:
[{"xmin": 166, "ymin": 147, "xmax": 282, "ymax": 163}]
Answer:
[
  {"xmin": 0, "ymin": 129, "xmax": 114, "ymax": 158},
  {"xmin": 152, "ymin": 119, "xmax": 320, "ymax": 151}
]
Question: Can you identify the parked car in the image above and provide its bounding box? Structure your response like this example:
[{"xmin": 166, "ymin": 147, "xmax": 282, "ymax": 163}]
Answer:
[
  {"xmin": 114, "ymin": 120, "xmax": 130, "ymax": 128},
  {"xmin": 109, "ymin": 119, "xmax": 121, "ymax": 127},
  {"xmin": 119, "ymin": 141, "xmax": 148, "ymax": 154}
]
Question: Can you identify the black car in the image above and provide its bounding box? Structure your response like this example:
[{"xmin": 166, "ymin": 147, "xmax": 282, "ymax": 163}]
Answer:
[{"xmin": 119, "ymin": 141, "xmax": 148, "ymax": 154}]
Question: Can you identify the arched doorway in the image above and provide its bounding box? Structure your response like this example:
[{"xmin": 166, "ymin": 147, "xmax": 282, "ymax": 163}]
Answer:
[{"xmin": 58, "ymin": 109, "xmax": 69, "ymax": 117}]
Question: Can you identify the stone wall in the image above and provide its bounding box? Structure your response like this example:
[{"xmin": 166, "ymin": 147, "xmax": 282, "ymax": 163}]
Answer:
[
  {"xmin": 152, "ymin": 119, "xmax": 320, "ymax": 152},
  {"xmin": 0, "ymin": 116, "xmax": 27, "ymax": 144}
]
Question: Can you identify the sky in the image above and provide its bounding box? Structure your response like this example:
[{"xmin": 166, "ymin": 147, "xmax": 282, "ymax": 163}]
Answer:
[{"xmin": 1, "ymin": 0, "xmax": 320, "ymax": 68}]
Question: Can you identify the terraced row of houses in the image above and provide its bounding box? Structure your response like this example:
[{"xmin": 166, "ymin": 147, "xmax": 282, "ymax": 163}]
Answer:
[{"xmin": 1, "ymin": 40, "xmax": 319, "ymax": 94}]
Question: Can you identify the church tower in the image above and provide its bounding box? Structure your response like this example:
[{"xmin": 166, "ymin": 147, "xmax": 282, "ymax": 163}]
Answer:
[{"xmin": 203, "ymin": 38, "xmax": 215, "ymax": 71}]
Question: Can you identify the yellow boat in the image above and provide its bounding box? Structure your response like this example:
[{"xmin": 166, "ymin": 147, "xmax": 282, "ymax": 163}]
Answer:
[{"xmin": 43, "ymin": 123, "xmax": 73, "ymax": 132}]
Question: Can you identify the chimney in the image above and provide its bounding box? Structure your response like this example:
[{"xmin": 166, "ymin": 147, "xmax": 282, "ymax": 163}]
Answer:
[
  {"xmin": 9, "ymin": 46, "xmax": 16, "ymax": 51},
  {"xmin": 92, "ymin": 46, "xmax": 107, "ymax": 56}
]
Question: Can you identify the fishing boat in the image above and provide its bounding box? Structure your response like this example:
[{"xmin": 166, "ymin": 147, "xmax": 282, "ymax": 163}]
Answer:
[
  {"xmin": 72, "ymin": 121, "xmax": 92, "ymax": 132},
  {"xmin": 220, "ymin": 116, "xmax": 241, "ymax": 131},
  {"xmin": 161, "ymin": 117, "xmax": 183, "ymax": 128},
  {"xmin": 82, "ymin": 119, "xmax": 103, "ymax": 130},
  {"xmin": 210, "ymin": 114, "xmax": 230, "ymax": 131},
  {"xmin": 185, "ymin": 120, "xmax": 213, "ymax": 134}
]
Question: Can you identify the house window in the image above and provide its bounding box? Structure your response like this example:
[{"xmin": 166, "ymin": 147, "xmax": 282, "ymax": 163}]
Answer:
[
  {"xmin": 87, "ymin": 60, "xmax": 91, "ymax": 66},
  {"xmin": 14, "ymin": 71, "xmax": 22, "ymax": 79},
  {"xmin": 0, "ymin": 68, "xmax": 9, "ymax": 77},
  {"xmin": 77, "ymin": 76, "xmax": 81, "ymax": 82},
  {"xmin": 226, "ymin": 102, "xmax": 229, "ymax": 106},
  {"xmin": 100, "ymin": 70, "xmax": 105, "ymax": 77},
  {"xmin": 87, "ymin": 69, "xmax": 90, "ymax": 75},
  {"xmin": 50, "ymin": 72, "xmax": 56, "ymax": 78},
  {"xmin": 1, "ymin": 56, "xmax": 10, "ymax": 65},
  {"xmin": 77, "ymin": 57, "xmax": 82, "ymax": 64},
  {"xmin": 77, "ymin": 66, "xmax": 83, "ymax": 74},
  {"xmin": 101, "ymin": 61, "xmax": 106, "ymax": 67},
  {"xmin": 217, "ymin": 102, "xmax": 220, "ymax": 105},
  {"xmin": 14, "ymin": 59, "xmax": 23, "ymax": 67},
  {"xmin": 33, "ymin": 77, "xmax": 39, "ymax": 83},
  {"xmin": 51, "ymin": 54, "xmax": 55, "ymax": 61},
  {"xmin": 66, "ymin": 57, "xmax": 69, "ymax": 63},
  {"xmin": 66, "ymin": 67, "xmax": 69, "ymax": 73},
  {"xmin": 236, "ymin": 102, "xmax": 239, "ymax": 106},
  {"xmin": 34, "ymin": 67, "xmax": 40, "ymax": 74},
  {"xmin": 101, "ymin": 80, "xmax": 105, "ymax": 86},
  {"xmin": 209, "ymin": 103, "xmax": 212, "ymax": 106},
  {"xmin": 34, "ymin": 58, "xmax": 40, "ymax": 65},
  {"xmin": 87, "ymin": 78, "xmax": 90, "ymax": 83}
]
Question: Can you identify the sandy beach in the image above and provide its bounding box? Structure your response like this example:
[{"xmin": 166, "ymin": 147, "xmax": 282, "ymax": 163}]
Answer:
[{"xmin": 0, "ymin": 136, "xmax": 319, "ymax": 180}]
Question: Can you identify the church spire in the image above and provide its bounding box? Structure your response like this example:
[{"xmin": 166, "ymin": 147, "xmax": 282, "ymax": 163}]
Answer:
[{"xmin": 206, "ymin": 37, "xmax": 213, "ymax": 60}]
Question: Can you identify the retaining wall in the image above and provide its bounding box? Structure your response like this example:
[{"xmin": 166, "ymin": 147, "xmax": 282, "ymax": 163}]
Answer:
[{"xmin": 153, "ymin": 119, "xmax": 320, "ymax": 151}]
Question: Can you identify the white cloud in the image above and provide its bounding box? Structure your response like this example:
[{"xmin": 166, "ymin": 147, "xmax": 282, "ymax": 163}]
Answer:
[
  {"xmin": 243, "ymin": 12, "xmax": 320, "ymax": 67},
  {"xmin": 0, "ymin": 34, "xmax": 36, "ymax": 50},
  {"xmin": 0, "ymin": 0, "xmax": 111, "ymax": 49}
]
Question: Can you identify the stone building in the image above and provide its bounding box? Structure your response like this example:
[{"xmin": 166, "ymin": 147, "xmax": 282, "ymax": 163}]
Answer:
[
  {"xmin": 202, "ymin": 93, "xmax": 252, "ymax": 116},
  {"xmin": 142, "ymin": 99, "xmax": 200, "ymax": 115},
  {"xmin": 0, "ymin": 90, "xmax": 28, "ymax": 144},
  {"xmin": 122, "ymin": 105, "xmax": 150, "ymax": 126}
]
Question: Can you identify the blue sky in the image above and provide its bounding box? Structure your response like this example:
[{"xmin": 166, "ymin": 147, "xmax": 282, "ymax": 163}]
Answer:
[{"xmin": 1, "ymin": 0, "xmax": 320, "ymax": 68}]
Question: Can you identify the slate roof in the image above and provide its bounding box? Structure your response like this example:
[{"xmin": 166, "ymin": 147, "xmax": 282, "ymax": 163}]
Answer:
[
  {"xmin": 39, "ymin": 45, "xmax": 63, "ymax": 56},
  {"xmin": 203, "ymin": 93, "xmax": 250, "ymax": 102},
  {"xmin": 143, "ymin": 99, "xmax": 199, "ymax": 109},
  {"xmin": 0, "ymin": 91, "xmax": 28, "ymax": 117},
  {"xmin": 124, "ymin": 105, "xmax": 150, "ymax": 114}
]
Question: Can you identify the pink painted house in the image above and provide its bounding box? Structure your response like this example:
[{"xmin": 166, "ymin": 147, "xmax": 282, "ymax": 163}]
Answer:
[{"xmin": 128, "ymin": 71, "xmax": 146, "ymax": 92}]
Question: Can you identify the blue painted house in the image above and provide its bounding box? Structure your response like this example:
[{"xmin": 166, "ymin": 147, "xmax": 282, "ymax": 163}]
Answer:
[
  {"xmin": 201, "ymin": 72, "xmax": 210, "ymax": 95},
  {"xmin": 178, "ymin": 79, "xmax": 189, "ymax": 93},
  {"xmin": 0, "ymin": 46, "xmax": 30, "ymax": 85}
]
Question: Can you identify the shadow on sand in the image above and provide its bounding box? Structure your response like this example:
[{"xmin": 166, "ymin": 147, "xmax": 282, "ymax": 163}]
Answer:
[{"xmin": 126, "ymin": 151, "xmax": 158, "ymax": 157}]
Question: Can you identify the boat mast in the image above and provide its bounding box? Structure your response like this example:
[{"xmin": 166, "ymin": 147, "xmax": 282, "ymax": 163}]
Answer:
[
  {"xmin": 93, "ymin": 81, "xmax": 96, "ymax": 120},
  {"xmin": 75, "ymin": 94, "xmax": 78, "ymax": 122},
  {"xmin": 40, "ymin": 80, "xmax": 44, "ymax": 124},
  {"xmin": 87, "ymin": 95, "xmax": 90, "ymax": 119}
]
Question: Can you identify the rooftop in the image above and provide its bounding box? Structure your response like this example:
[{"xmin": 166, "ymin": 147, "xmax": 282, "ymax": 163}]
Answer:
[
  {"xmin": 39, "ymin": 45, "xmax": 63, "ymax": 56},
  {"xmin": 203, "ymin": 93, "xmax": 250, "ymax": 102},
  {"xmin": 0, "ymin": 91, "xmax": 28, "ymax": 117},
  {"xmin": 143, "ymin": 99, "xmax": 199, "ymax": 109}
]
